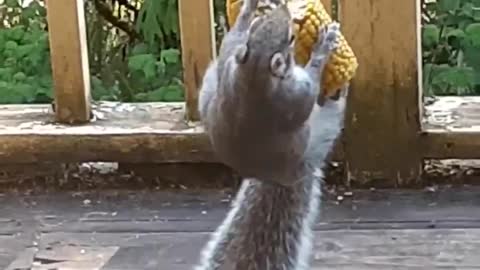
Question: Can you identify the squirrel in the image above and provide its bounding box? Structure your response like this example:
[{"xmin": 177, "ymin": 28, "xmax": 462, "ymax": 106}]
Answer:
[{"xmin": 195, "ymin": 0, "xmax": 348, "ymax": 269}]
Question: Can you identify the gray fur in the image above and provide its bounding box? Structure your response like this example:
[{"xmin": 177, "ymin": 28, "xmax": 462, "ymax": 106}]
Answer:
[
  {"xmin": 199, "ymin": 0, "xmax": 341, "ymax": 186},
  {"xmin": 195, "ymin": 0, "xmax": 348, "ymax": 268},
  {"xmin": 194, "ymin": 94, "xmax": 347, "ymax": 270}
]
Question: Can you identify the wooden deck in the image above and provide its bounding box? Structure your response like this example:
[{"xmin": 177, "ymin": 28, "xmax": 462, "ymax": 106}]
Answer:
[
  {"xmin": 0, "ymin": 102, "xmax": 213, "ymax": 164},
  {"xmin": 2, "ymin": 187, "xmax": 480, "ymax": 269},
  {"xmin": 424, "ymin": 96, "xmax": 480, "ymax": 132}
]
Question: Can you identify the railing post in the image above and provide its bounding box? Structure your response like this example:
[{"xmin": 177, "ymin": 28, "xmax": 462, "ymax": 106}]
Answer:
[
  {"xmin": 178, "ymin": 0, "xmax": 216, "ymax": 121},
  {"xmin": 338, "ymin": 0, "xmax": 423, "ymax": 186},
  {"xmin": 322, "ymin": 0, "xmax": 332, "ymax": 15},
  {"xmin": 46, "ymin": 0, "xmax": 92, "ymax": 124}
]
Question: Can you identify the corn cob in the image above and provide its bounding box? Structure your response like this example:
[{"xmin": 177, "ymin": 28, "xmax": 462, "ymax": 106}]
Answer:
[{"xmin": 225, "ymin": 0, "xmax": 358, "ymax": 96}]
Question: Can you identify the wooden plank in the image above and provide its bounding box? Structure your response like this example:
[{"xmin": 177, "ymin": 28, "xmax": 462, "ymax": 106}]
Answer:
[
  {"xmin": 338, "ymin": 0, "xmax": 423, "ymax": 186},
  {"xmin": 417, "ymin": 96, "xmax": 480, "ymax": 159},
  {"xmin": 5, "ymin": 248, "xmax": 38, "ymax": 270},
  {"xmin": 423, "ymin": 96, "xmax": 480, "ymax": 132},
  {"xmin": 10, "ymin": 246, "xmax": 119, "ymax": 270},
  {"xmin": 0, "ymin": 103, "xmax": 213, "ymax": 163},
  {"xmin": 46, "ymin": 0, "xmax": 92, "ymax": 124},
  {"xmin": 421, "ymin": 131, "xmax": 480, "ymax": 159},
  {"xmin": 1, "ymin": 189, "xmax": 480, "ymax": 268},
  {"xmin": 101, "ymin": 245, "xmax": 174, "ymax": 270},
  {"xmin": 31, "ymin": 230, "xmax": 480, "ymax": 269},
  {"xmin": 0, "ymin": 187, "xmax": 475, "ymax": 235},
  {"xmin": 1, "ymin": 236, "xmax": 27, "ymax": 270},
  {"xmin": 0, "ymin": 133, "xmax": 211, "ymax": 163},
  {"xmin": 321, "ymin": 0, "xmax": 333, "ymax": 15},
  {"xmin": 178, "ymin": 0, "xmax": 216, "ymax": 121},
  {"xmin": 311, "ymin": 229, "xmax": 480, "ymax": 269}
]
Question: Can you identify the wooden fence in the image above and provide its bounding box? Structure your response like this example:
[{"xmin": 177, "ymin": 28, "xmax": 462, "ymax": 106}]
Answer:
[{"xmin": 2, "ymin": 0, "xmax": 478, "ymax": 187}]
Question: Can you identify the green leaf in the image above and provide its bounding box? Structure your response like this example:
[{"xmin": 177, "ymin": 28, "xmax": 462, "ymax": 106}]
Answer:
[
  {"xmin": 13, "ymin": 72, "xmax": 26, "ymax": 81},
  {"xmin": 7, "ymin": 26, "xmax": 25, "ymax": 42},
  {"xmin": 136, "ymin": 0, "xmax": 165, "ymax": 48},
  {"xmin": 164, "ymin": 0, "xmax": 179, "ymax": 35},
  {"xmin": 473, "ymin": 68, "xmax": 480, "ymax": 85},
  {"xmin": 447, "ymin": 28, "xmax": 466, "ymax": 39},
  {"xmin": 4, "ymin": 40, "xmax": 18, "ymax": 51},
  {"xmin": 463, "ymin": 43, "xmax": 480, "ymax": 69},
  {"xmin": 461, "ymin": 3, "xmax": 474, "ymax": 17},
  {"xmin": 423, "ymin": 24, "xmax": 440, "ymax": 48},
  {"xmin": 5, "ymin": 0, "xmax": 20, "ymax": 8},
  {"xmin": 15, "ymin": 44, "xmax": 36, "ymax": 58},
  {"xmin": 33, "ymin": 89, "xmax": 53, "ymax": 103},
  {"xmin": 127, "ymin": 54, "xmax": 156, "ymax": 72},
  {"xmin": 143, "ymin": 60, "xmax": 157, "ymax": 79},
  {"xmin": 21, "ymin": 6, "xmax": 37, "ymax": 21},
  {"xmin": 446, "ymin": 28, "xmax": 466, "ymax": 47},
  {"xmin": 145, "ymin": 88, "xmax": 166, "ymax": 101},
  {"xmin": 132, "ymin": 43, "xmax": 150, "ymax": 55},
  {"xmin": 3, "ymin": 57, "xmax": 17, "ymax": 68},
  {"xmin": 160, "ymin": 49, "xmax": 180, "ymax": 64},
  {"xmin": 437, "ymin": 0, "xmax": 461, "ymax": 12},
  {"xmin": 15, "ymin": 83, "xmax": 36, "ymax": 102},
  {"xmin": 434, "ymin": 66, "xmax": 474, "ymax": 87},
  {"xmin": 465, "ymin": 23, "xmax": 480, "ymax": 46},
  {"xmin": 0, "ymin": 86, "xmax": 26, "ymax": 104},
  {"xmin": 0, "ymin": 68, "xmax": 14, "ymax": 80},
  {"xmin": 133, "ymin": 92, "xmax": 149, "ymax": 102},
  {"xmin": 162, "ymin": 85, "xmax": 184, "ymax": 102},
  {"xmin": 471, "ymin": 4, "xmax": 480, "ymax": 21}
]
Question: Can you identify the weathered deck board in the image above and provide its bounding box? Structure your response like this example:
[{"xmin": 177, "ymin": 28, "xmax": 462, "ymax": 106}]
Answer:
[
  {"xmin": 423, "ymin": 96, "xmax": 480, "ymax": 132},
  {"xmin": 5, "ymin": 230, "xmax": 480, "ymax": 269},
  {"xmin": 0, "ymin": 102, "xmax": 215, "ymax": 163},
  {"xmin": 0, "ymin": 102, "xmax": 199, "ymax": 134},
  {"xmin": 422, "ymin": 96, "xmax": 480, "ymax": 159},
  {"xmin": 1, "ymin": 188, "xmax": 480, "ymax": 268},
  {"xmin": 2, "ymin": 188, "xmax": 480, "ymax": 234}
]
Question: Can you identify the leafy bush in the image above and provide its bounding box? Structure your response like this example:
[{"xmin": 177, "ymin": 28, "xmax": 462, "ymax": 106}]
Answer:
[
  {"xmin": 85, "ymin": 0, "xmax": 185, "ymax": 102},
  {"xmin": 0, "ymin": 0, "xmax": 52, "ymax": 103},
  {"xmin": 0, "ymin": 0, "xmax": 186, "ymax": 104},
  {"xmin": 422, "ymin": 0, "xmax": 480, "ymax": 96}
]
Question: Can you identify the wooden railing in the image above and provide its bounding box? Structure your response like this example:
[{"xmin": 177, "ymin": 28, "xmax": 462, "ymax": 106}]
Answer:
[{"xmin": 1, "ymin": 0, "xmax": 478, "ymax": 187}]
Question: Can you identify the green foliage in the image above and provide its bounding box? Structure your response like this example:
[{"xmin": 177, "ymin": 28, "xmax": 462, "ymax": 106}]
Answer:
[
  {"xmin": 136, "ymin": 0, "xmax": 179, "ymax": 49},
  {"xmin": 85, "ymin": 0, "xmax": 184, "ymax": 102},
  {"xmin": 422, "ymin": 0, "xmax": 480, "ymax": 96},
  {"xmin": 0, "ymin": 0, "xmax": 52, "ymax": 104},
  {"xmin": 0, "ymin": 0, "xmax": 186, "ymax": 104},
  {"xmin": 86, "ymin": 0, "xmax": 227, "ymax": 103}
]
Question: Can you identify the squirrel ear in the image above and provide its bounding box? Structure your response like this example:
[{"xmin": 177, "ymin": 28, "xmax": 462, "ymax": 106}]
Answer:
[
  {"xmin": 270, "ymin": 52, "xmax": 288, "ymax": 78},
  {"xmin": 234, "ymin": 45, "xmax": 249, "ymax": 64}
]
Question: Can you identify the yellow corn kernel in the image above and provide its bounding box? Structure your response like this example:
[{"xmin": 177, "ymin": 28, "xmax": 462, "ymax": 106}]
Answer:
[{"xmin": 225, "ymin": 0, "xmax": 358, "ymax": 96}]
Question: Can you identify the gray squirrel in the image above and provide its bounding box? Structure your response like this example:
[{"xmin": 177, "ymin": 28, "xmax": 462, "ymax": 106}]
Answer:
[{"xmin": 195, "ymin": 0, "xmax": 349, "ymax": 268}]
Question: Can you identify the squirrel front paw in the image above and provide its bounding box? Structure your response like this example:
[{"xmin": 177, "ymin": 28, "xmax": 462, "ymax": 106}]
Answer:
[{"xmin": 313, "ymin": 22, "xmax": 341, "ymax": 57}]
